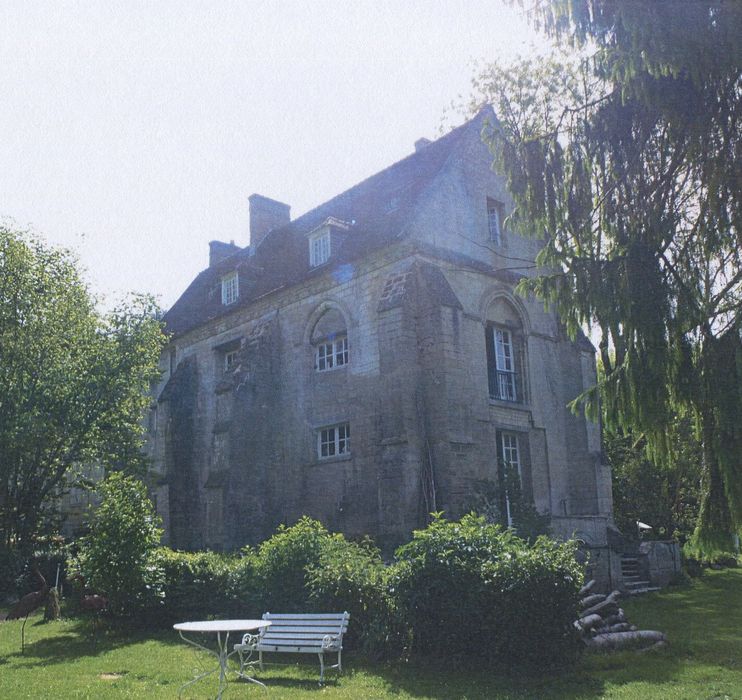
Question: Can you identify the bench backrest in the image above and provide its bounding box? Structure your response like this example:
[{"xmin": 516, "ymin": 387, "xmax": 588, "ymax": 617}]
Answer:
[{"xmin": 260, "ymin": 612, "xmax": 350, "ymax": 647}]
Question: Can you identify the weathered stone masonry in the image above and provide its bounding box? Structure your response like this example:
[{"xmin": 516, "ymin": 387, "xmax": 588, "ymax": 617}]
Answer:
[{"xmin": 147, "ymin": 109, "xmax": 645, "ymax": 588}]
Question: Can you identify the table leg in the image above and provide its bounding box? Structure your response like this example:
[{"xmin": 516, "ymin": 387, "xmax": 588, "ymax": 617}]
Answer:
[
  {"xmin": 178, "ymin": 630, "xmax": 267, "ymax": 698},
  {"xmin": 177, "ymin": 631, "xmax": 222, "ymax": 699}
]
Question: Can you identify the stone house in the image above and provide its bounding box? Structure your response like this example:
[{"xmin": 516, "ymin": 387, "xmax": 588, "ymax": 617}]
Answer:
[{"xmin": 148, "ymin": 109, "xmax": 675, "ymax": 589}]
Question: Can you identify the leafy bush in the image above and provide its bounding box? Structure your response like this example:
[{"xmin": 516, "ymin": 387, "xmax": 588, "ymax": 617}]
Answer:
[
  {"xmin": 227, "ymin": 517, "xmax": 399, "ymax": 653},
  {"xmin": 390, "ymin": 513, "xmax": 583, "ymax": 667},
  {"xmin": 306, "ymin": 536, "xmax": 404, "ymax": 656},
  {"xmin": 249, "ymin": 516, "xmax": 330, "ymax": 612},
  {"xmin": 74, "ymin": 473, "xmax": 163, "ymax": 616},
  {"xmin": 156, "ymin": 549, "xmax": 237, "ymax": 625}
]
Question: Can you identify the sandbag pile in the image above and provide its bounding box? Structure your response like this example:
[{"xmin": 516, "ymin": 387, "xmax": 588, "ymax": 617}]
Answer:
[{"xmin": 574, "ymin": 579, "xmax": 667, "ymax": 652}]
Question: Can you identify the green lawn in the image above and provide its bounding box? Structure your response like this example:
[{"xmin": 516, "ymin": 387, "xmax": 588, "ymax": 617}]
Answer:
[{"xmin": 1, "ymin": 568, "xmax": 741, "ymax": 699}]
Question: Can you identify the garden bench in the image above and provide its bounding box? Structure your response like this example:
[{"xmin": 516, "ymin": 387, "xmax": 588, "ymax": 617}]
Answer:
[{"xmin": 233, "ymin": 612, "xmax": 349, "ymax": 683}]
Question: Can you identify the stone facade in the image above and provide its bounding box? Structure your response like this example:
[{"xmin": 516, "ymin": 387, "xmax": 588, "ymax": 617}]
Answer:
[{"xmin": 147, "ymin": 109, "xmax": 618, "ymax": 581}]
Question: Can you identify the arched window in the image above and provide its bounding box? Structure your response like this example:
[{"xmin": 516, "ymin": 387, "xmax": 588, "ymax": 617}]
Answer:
[
  {"xmin": 311, "ymin": 307, "xmax": 348, "ymax": 372},
  {"xmin": 485, "ymin": 298, "xmax": 526, "ymax": 403}
]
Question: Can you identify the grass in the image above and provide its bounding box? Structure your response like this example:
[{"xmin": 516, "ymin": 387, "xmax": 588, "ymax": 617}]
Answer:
[{"xmin": 1, "ymin": 568, "xmax": 741, "ymax": 699}]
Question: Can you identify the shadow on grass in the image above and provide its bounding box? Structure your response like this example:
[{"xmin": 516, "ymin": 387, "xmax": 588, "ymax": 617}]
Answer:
[
  {"xmin": 350, "ymin": 634, "xmax": 684, "ymax": 700},
  {"xmin": 5, "ymin": 616, "xmax": 184, "ymax": 669},
  {"xmin": 370, "ymin": 573, "xmax": 742, "ymax": 699}
]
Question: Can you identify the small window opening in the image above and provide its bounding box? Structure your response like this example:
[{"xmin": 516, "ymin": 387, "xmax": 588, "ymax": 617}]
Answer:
[
  {"xmin": 318, "ymin": 422, "xmax": 351, "ymax": 459},
  {"xmin": 487, "ymin": 198, "xmax": 505, "ymax": 245}
]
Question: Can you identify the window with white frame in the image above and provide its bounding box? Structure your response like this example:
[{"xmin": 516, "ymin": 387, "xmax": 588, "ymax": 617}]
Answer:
[
  {"xmin": 498, "ymin": 431, "xmax": 521, "ymax": 528},
  {"xmin": 316, "ymin": 335, "xmax": 348, "ymax": 371},
  {"xmin": 499, "ymin": 431, "xmax": 521, "ymax": 476},
  {"xmin": 309, "ymin": 230, "xmax": 331, "ymax": 267},
  {"xmin": 221, "ymin": 271, "xmax": 239, "ymax": 305},
  {"xmin": 487, "ymin": 198, "xmax": 505, "ymax": 245},
  {"xmin": 224, "ymin": 349, "xmax": 239, "ymax": 372},
  {"xmin": 318, "ymin": 423, "xmax": 350, "ymax": 459},
  {"xmin": 489, "ymin": 326, "xmax": 518, "ymax": 401}
]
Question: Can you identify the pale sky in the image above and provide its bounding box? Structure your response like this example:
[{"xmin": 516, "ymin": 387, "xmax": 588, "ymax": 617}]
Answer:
[{"xmin": 0, "ymin": 0, "xmax": 550, "ymax": 311}]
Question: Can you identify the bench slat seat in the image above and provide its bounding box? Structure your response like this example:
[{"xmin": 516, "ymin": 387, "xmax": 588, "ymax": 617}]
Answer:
[{"xmin": 234, "ymin": 611, "xmax": 349, "ymax": 683}]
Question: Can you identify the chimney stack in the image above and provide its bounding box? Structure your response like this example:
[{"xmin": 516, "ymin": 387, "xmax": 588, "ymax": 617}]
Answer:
[
  {"xmin": 248, "ymin": 194, "xmax": 291, "ymax": 249},
  {"xmin": 414, "ymin": 137, "xmax": 432, "ymax": 152},
  {"xmin": 209, "ymin": 239, "xmax": 240, "ymax": 267}
]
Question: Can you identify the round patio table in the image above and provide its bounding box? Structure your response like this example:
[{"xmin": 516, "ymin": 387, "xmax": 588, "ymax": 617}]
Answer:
[{"xmin": 174, "ymin": 619, "xmax": 271, "ymax": 698}]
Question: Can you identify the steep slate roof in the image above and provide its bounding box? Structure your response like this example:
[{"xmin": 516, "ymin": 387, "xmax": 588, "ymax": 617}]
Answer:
[{"xmin": 163, "ymin": 108, "xmax": 493, "ymax": 338}]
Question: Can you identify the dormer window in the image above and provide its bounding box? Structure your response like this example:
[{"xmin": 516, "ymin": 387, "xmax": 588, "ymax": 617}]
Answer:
[
  {"xmin": 487, "ymin": 198, "xmax": 505, "ymax": 245},
  {"xmin": 307, "ymin": 217, "xmax": 350, "ymax": 268},
  {"xmin": 221, "ymin": 272, "xmax": 238, "ymax": 305},
  {"xmin": 309, "ymin": 230, "xmax": 331, "ymax": 267}
]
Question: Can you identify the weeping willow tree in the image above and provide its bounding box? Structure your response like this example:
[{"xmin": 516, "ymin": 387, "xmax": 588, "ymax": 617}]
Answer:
[{"xmin": 473, "ymin": 1, "xmax": 742, "ymax": 555}]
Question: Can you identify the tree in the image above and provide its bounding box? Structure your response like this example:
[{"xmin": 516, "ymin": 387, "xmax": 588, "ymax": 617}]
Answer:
[
  {"xmin": 0, "ymin": 226, "xmax": 165, "ymax": 557},
  {"xmin": 473, "ymin": 1, "xmax": 742, "ymax": 554},
  {"xmin": 605, "ymin": 413, "xmax": 702, "ymax": 545},
  {"xmin": 75, "ymin": 472, "xmax": 163, "ymax": 615}
]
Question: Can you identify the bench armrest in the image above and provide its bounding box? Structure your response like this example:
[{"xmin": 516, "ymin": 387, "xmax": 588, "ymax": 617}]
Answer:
[
  {"xmin": 321, "ymin": 633, "xmax": 342, "ymax": 650},
  {"xmin": 237, "ymin": 632, "xmax": 260, "ymax": 648}
]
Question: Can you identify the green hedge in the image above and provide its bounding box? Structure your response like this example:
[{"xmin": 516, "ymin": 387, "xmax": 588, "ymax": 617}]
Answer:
[
  {"xmin": 390, "ymin": 513, "xmax": 583, "ymax": 666},
  {"xmin": 72, "ymin": 507, "xmax": 583, "ymax": 665},
  {"xmin": 156, "ymin": 549, "xmax": 237, "ymax": 624}
]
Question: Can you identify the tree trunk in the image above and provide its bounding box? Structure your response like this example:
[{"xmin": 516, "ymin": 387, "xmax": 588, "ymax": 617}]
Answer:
[
  {"xmin": 582, "ymin": 590, "xmax": 621, "ymax": 617},
  {"xmin": 585, "ymin": 630, "xmax": 666, "ymax": 651},
  {"xmin": 579, "ymin": 593, "xmax": 606, "ymax": 609}
]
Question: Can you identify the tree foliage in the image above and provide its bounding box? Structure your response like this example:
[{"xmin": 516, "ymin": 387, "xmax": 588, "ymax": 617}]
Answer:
[
  {"xmin": 0, "ymin": 226, "xmax": 165, "ymax": 555},
  {"xmin": 605, "ymin": 414, "xmax": 702, "ymax": 545},
  {"xmin": 474, "ymin": 1, "xmax": 742, "ymax": 554},
  {"xmin": 74, "ymin": 472, "xmax": 163, "ymax": 616}
]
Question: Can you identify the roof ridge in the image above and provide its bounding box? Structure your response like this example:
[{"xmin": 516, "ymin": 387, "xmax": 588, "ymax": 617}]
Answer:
[{"xmin": 262, "ymin": 111, "xmax": 486, "ymax": 241}]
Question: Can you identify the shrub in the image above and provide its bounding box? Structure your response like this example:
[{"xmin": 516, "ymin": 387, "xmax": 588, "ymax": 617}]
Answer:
[
  {"xmin": 156, "ymin": 549, "xmax": 237, "ymax": 625},
  {"xmin": 228, "ymin": 517, "xmax": 400, "ymax": 654},
  {"xmin": 250, "ymin": 516, "xmax": 331, "ymax": 612},
  {"xmin": 74, "ymin": 473, "xmax": 163, "ymax": 616},
  {"xmin": 390, "ymin": 513, "xmax": 583, "ymax": 667},
  {"xmin": 306, "ymin": 536, "xmax": 404, "ymax": 656}
]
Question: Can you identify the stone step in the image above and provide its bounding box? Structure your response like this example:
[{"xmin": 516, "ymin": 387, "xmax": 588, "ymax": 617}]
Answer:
[
  {"xmin": 625, "ymin": 586, "xmax": 661, "ymax": 596},
  {"xmin": 624, "ymin": 579, "xmax": 651, "ymax": 590}
]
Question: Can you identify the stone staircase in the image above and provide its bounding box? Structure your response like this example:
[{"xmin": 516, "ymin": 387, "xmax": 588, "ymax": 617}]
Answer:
[{"xmin": 621, "ymin": 554, "xmax": 659, "ymax": 594}]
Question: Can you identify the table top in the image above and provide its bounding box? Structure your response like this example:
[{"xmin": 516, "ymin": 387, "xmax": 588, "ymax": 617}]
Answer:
[{"xmin": 173, "ymin": 619, "xmax": 271, "ymax": 633}]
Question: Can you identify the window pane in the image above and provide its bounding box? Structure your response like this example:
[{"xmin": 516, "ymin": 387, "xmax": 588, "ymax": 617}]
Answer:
[
  {"xmin": 310, "ymin": 231, "xmax": 331, "ymax": 267},
  {"xmin": 335, "ymin": 336, "xmax": 348, "ymax": 366},
  {"xmin": 222, "ymin": 273, "xmax": 239, "ymax": 305},
  {"xmin": 500, "ymin": 432, "xmax": 521, "ymax": 474},
  {"xmin": 494, "ymin": 329, "xmax": 513, "ymax": 371},
  {"xmin": 338, "ymin": 423, "xmax": 350, "ymax": 453},
  {"xmin": 488, "ymin": 199, "xmax": 503, "ymax": 245}
]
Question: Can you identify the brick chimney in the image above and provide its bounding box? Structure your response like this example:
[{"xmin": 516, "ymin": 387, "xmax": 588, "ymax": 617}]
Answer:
[{"xmin": 248, "ymin": 194, "xmax": 291, "ymax": 249}]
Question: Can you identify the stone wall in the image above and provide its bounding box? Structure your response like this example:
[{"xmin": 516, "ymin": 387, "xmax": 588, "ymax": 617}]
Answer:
[{"xmin": 148, "ymin": 126, "xmax": 612, "ymax": 554}]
